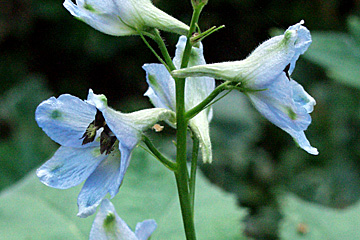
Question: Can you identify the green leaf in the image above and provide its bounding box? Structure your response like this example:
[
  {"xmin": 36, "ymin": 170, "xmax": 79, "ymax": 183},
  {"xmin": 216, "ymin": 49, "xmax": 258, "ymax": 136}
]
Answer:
[
  {"xmin": 304, "ymin": 30, "xmax": 360, "ymax": 89},
  {"xmin": 0, "ymin": 148, "xmax": 246, "ymax": 239},
  {"xmin": 280, "ymin": 194, "xmax": 360, "ymax": 240}
]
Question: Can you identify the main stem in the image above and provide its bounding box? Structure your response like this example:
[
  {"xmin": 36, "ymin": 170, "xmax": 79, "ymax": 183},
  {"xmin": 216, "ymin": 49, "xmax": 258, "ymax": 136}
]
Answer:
[{"xmin": 174, "ymin": 4, "xmax": 204, "ymax": 240}]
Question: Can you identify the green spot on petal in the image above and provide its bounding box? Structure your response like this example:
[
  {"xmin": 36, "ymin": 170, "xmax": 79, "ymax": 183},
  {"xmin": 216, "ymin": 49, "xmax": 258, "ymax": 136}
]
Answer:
[
  {"xmin": 84, "ymin": 3, "xmax": 96, "ymax": 12},
  {"xmin": 103, "ymin": 213, "xmax": 116, "ymax": 231},
  {"xmin": 287, "ymin": 108, "xmax": 297, "ymax": 120},
  {"xmin": 51, "ymin": 110, "xmax": 62, "ymax": 119}
]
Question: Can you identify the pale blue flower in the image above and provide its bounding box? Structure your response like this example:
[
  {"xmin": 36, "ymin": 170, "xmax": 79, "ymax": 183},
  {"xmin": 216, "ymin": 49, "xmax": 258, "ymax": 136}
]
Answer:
[
  {"xmin": 63, "ymin": 0, "xmax": 189, "ymax": 36},
  {"xmin": 90, "ymin": 199, "xmax": 157, "ymax": 240},
  {"xmin": 172, "ymin": 21, "xmax": 318, "ymax": 155},
  {"xmin": 36, "ymin": 89, "xmax": 174, "ymax": 217},
  {"xmin": 143, "ymin": 36, "xmax": 215, "ymax": 162}
]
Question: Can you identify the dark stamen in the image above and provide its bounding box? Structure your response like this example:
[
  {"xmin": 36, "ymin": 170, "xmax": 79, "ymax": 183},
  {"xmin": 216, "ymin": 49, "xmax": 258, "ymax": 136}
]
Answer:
[
  {"xmin": 283, "ymin": 63, "xmax": 291, "ymax": 80},
  {"xmin": 100, "ymin": 125, "xmax": 117, "ymax": 155},
  {"xmin": 81, "ymin": 109, "xmax": 106, "ymax": 145}
]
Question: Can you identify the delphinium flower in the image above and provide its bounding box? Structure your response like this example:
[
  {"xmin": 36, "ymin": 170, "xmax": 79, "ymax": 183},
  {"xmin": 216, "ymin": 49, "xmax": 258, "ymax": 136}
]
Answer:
[
  {"xmin": 90, "ymin": 199, "xmax": 157, "ymax": 240},
  {"xmin": 143, "ymin": 35, "xmax": 215, "ymax": 163},
  {"xmin": 172, "ymin": 21, "xmax": 318, "ymax": 155},
  {"xmin": 36, "ymin": 89, "xmax": 175, "ymax": 217},
  {"xmin": 63, "ymin": 0, "xmax": 189, "ymax": 36}
]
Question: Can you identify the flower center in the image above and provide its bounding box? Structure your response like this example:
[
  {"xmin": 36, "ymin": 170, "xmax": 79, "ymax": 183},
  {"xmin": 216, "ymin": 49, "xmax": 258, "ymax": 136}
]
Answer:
[{"xmin": 81, "ymin": 110, "xmax": 117, "ymax": 155}]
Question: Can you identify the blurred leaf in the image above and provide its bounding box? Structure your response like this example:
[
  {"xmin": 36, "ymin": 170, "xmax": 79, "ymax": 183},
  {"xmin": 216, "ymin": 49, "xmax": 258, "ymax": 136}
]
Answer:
[
  {"xmin": 347, "ymin": 15, "xmax": 360, "ymax": 43},
  {"xmin": 304, "ymin": 17, "xmax": 360, "ymax": 89},
  {"xmin": 0, "ymin": 148, "xmax": 246, "ymax": 240},
  {"xmin": 280, "ymin": 194, "xmax": 360, "ymax": 239},
  {"xmin": 0, "ymin": 78, "xmax": 57, "ymax": 190}
]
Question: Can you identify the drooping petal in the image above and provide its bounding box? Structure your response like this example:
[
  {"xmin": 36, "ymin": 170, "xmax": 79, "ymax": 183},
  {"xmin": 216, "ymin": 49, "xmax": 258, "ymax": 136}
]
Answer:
[
  {"xmin": 77, "ymin": 148, "xmax": 121, "ymax": 218},
  {"xmin": 63, "ymin": 0, "xmax": 137, "ymax": 36},
  {"xmin": 35, "ymin": 94, "xmax": 97, "ymax": 148},
  {"xmin": 89, "ymin": 199, "xmax": 138, "ymax": 240},
  {"xmin": 135, "ymin": 220, "xmax": 157, "ymax": 240},
  {"xmin": 36, "ymin": 146, "xmax": 107, "ymax": 189},
  {"xmin": 189, "ymin": 114, "xmax": 212, "ymax": 163},
  {"xmin": 247, "ymin": 74, "xmax": 318, "ymax": 155}
]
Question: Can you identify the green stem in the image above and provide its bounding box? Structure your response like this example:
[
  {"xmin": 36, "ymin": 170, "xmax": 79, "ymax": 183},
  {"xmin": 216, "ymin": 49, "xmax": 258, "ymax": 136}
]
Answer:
[
  {"xmin": 138, "ymin": 31, "xmax": 171, "ymax": 72},
  {"xmin": 181, "ymin": 5, "xmax": 204, "ymax": 69},
  {"xmin": 174, "ymin": 5, "xmax": 205, "ymax": 240},
  {"xmin": 185, "ymin": 81, "xmax": 230, "ymax": 120},
  {"xmin": 151, "ymin": 30, "xmax": 177, "ymax": 71},
  {"xmin": 142, "ymin": 135, "xmax": 177, "ymax": 171},
  {"xmin": 189, "ymin": 135, "xmax": 199, "ymax": 214}
]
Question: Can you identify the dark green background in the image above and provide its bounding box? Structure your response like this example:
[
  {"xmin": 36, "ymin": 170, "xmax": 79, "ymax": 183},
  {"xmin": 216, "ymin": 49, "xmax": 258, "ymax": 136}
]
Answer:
[{"xmin": 1, "ymin": 0, "xmax": 360, "ymax": 239}]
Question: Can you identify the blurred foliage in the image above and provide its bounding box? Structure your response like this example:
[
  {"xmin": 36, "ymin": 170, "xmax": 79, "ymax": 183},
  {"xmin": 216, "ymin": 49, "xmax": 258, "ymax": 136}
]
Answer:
[
  {"xmin": 0, "ymin": 78, "xmax": 57, "ymax": 190},
  {"xmin": 0, "ymin": 148, "xmax": 246, "ymax": 240},
  {"xmin": 1, "ymin": 0, "xmax": 360, "ymax": 239}
]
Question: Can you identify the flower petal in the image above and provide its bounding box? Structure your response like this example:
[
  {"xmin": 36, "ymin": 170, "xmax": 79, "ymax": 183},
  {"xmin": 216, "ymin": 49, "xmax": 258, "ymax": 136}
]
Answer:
[
  {"xmin": 286, "ymin": 20, "xmax": 312, "ymax": 74},
  {"xmin": 36, "ymin": 146, "xmax": 106, "ymax": 189},
  {"xmin": 247, "ymin": 74, "xmax": 318, "ymax": 155},
  {"xmin": 35, "ymin": 94, "xmax": 97, "ymax": 147},
  {"xmin": 189, "ymin": 113, "xmax": 212, "ymax": 163},
  {"xmin": 173, "ymin": 36, "xmax": 215, "ymax": 113},
  {"xmin": 144, "ymin": 36, "xmax": 215, "ymax": 162},
  {"xmin": 77, "ymin": 148, "xmax": 121, "ymax": 218},
  {"xmin": 89, "ymin": 199, "xmax": 138, "ymax": 240},
  {"xmin": 143, "ymin": 63, "xmax": 176, "ymax": 111},
  {"xmin": 63, "ymin": 0, "xmax": 136, "ymax": 36},
  {"xmin": 135, "ymin": 219, "xmax": 157, "ymax": 240}
]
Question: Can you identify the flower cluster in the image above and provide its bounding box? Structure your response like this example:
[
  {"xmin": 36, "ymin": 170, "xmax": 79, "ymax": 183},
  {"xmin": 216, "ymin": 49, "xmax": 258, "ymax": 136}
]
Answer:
[{"xmin": 35, "ymin": 1, "xmax": 318, "ymax": 239}]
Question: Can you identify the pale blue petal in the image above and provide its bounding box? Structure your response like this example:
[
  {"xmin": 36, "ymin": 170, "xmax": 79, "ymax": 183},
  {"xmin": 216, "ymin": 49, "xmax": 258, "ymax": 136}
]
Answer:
[
  {"xmin": 135, "ymin": 220, "xmax": 157, "ymax": 240},
  {"xmin": 101, "ymin": 107, "xmax": 174, "ymax": 178},
  {"xmin": 286, "ymin": 20, "xmax": 312, "ymax": 74},
  {"xmin": 63, "ymin": 0, "xmax": 136, "ymax": 36},
  {"xmin": 77, "ymin": 148, "xmax": 121, "ymax": 218},
  {"xmin": 99, "ymin": 108, "xmax": 140, "ymax": 183},
  {"xmin": 89, "ymin": 199, "xmax": 137, "ymax": 240},
  {"xmin": 189, "ymin": 113, "xmax": 212, "ymax": 163},
  {"xmin": 36, "ymin": 146, "xmax": 106, "ymax": 189},
  {"xmin": 35, "ymin": 94, "xmax": 97, "ymax": 148},
  {"xmin": 143, "ymin": 63, "xmax": 176, "ymax": 111},
  {"xmin": 248, "ymin": 74, "xmax": 318, "ymax": 154},
  {"xmin": 174, "ymin": 36, "xmax": 215, "ymax": 162}
]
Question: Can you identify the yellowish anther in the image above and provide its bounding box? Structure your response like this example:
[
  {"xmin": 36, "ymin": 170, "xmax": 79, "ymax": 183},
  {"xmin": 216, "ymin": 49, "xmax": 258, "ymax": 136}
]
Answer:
[{"xmin": 152, "ymin": 124, "xmax": 164, "ymax": 132}]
